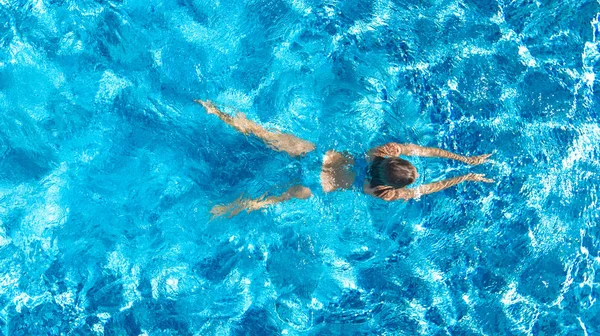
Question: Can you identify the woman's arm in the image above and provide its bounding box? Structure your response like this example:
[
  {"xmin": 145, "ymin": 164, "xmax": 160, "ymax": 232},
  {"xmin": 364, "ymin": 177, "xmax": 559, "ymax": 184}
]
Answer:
[
  {"xmin": 371, "ymin": 173, "xmax": 493, "ymax": 201},
  {"xmin": 196, "ymin": 100, "xmax": 315, "ymax": 157},
  {"xmin": 210, "ymin": 185, "xmax": 312, "ymax": 218},
  {"xmin": 369, "ymin": 142, "xmax": 492, "ymax": 165}
]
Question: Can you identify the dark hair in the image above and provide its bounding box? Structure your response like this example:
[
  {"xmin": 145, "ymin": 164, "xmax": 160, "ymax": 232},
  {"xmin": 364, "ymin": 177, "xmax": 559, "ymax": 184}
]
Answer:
[{"xmin": 369, "ymin": 157, "xmax": 417, "ymax": 188}]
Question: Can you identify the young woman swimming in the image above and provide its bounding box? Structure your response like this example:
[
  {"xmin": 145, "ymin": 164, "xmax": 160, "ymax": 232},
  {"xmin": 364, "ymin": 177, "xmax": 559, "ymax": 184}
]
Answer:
[{"xmin": 196, "ymin": 100, "xmax": 493, "ymax": 218}]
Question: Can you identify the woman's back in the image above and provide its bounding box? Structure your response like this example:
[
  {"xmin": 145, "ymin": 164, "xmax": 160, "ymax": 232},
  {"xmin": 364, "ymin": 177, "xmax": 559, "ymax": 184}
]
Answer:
[{"xmin": 320, "ymin": 150, "xmax": 356, "ymax": 192}]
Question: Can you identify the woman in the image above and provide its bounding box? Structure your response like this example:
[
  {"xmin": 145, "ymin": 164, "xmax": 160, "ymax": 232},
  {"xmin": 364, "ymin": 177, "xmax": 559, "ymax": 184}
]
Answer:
[{"xmin": 196, "ymin": 100, "xmax": 493, "ymax": 218}]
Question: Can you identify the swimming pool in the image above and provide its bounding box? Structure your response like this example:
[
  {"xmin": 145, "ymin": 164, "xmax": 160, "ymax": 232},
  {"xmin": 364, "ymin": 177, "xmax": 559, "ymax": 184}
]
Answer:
[{"xmin": 0, "ymin": 0, "xmax": 599, "ymax": 334}]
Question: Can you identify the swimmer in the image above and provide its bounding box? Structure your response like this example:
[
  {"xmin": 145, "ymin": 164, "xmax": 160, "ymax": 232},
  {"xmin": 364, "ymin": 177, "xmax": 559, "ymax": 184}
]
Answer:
[{"xmin": 196, "ymin": 100, "xmax": 493, "ymax": 218}]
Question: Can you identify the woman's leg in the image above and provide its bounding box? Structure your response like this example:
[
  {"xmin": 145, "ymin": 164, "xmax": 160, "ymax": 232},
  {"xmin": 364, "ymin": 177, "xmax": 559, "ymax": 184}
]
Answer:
[
  {"xmin": 210, "ymin": 185, "xmax": 312, "ymax": 218},
  {"xmin": 196, "ymin": 100, "xmax": 315, "ymax": 157}
]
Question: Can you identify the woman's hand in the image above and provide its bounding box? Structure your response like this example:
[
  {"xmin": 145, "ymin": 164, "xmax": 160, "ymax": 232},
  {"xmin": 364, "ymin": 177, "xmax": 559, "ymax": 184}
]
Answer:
[
  {"xmin": 195, "ymin": 99, "xmax": 219, "ymax": 115},
  {"xmin": 466, "ymin": 153, "xmax": 493, "ymax": 165},
  {"xmin": 466, "ymin": 173, "xmax": 494, "ymax": 183}
]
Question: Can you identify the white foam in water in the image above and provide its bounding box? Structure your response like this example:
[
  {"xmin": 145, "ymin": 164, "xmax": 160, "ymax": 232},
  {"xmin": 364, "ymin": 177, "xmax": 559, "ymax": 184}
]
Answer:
[
  {"xmin": 170, "ymin": 8, "xmax": 243, "ymax": 55},
  {"xmin": 95, "ymin": 70, "xmax": 132, "ymax": 104},
  {"xmin": 0, "ymin": 223, "xmax": 10, "ymax": 247},
  {"xmin": 347, "ymin": 0, "xmax": 393, "ymax": 37},
  {"xmin": 152, "ymin": 48, "xmax": 163, "ymax": 67},
  {"xmin": 285, "ymin": 0, "xmax": 312, "ymax": 14},
  {"xmin": 284, "ymin": 95, "xmax": 321, "ymax": 134},
  {"xmin": 54, "ymin": 290, "xmax": 75, "ymax": 309},
  {"xmin": 30, "ymin": 0, "xmax": 58, "ymax": 34},
  {"xmin": 322, "ymin": 248, "xmax": 357, "ymax": 289},
  {"xmin": 217, "ymin": 90, "xmax": 254, "ymax": 112},
  {"xmin": 562, "ymin": 123, "xmax": 600, "ymax": 170},
  {"xmin": 19, "ymin": 164, "xmax": 68, "ymax": 239},
  {"xmin": 0, "ymin": 263, "xmax": 20, "ymax": 297},
  {"xmin": 166, "ymin": 277, "xmax": 179, "ymax": 295},
  {"xmin": 518, "ymin": 45, "xmax": 538, "ymax": 68},
  {"xmin": 9, "ymin": 39, "xmax": 39, "ymax": 66},
  {"xmin": 323, "ymin": 2, "xmax": 337, "ymax": 18},
  {"xmin": 529, "ymin": 214, "xmax": 568, "ymax": 255},
  {"xmin": 355, "ymin": 96, "xmax": 385, "ymax": 142},
  {"xmin": 104, "ymin": 248, "xmax": 143, "ymax": 310},
  {"xmin": 436, "ymin": 0, "xmax": 466, "ymax": 21},
  {"xmin": 176, "ymin": 14, "xmax": 213, "ymax": 44},
  {"xmin": 105, "ymin": 249, "xmax": 130, "ymax": 276},
  {"xmin": 58, "ymin": 32, "xmax": 84, "ymax": 55},
  {"xmin": 13, "ymin": 291, "xmax": 52, "ymax": 314},
  {"xmin": 501, "ymin": 282, "xmax": 538, "ymax": 334}
]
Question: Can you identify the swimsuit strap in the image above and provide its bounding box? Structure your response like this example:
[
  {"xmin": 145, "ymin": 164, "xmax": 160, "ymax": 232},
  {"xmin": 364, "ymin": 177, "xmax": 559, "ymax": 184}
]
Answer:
[{"xmin": 353, "ymin": 154, "xmax": 370, "ymax": 189}]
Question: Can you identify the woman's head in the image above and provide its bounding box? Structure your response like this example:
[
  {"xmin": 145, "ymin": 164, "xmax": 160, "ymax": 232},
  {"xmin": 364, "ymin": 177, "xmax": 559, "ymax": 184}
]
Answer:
[{"xmin": 369, "ymin": 157, "xmax": 418, "ymax": 188}]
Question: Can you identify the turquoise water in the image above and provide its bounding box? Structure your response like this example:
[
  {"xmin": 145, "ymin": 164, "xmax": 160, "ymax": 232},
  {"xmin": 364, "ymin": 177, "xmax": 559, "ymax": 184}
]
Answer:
[{"xmin": 1, "ymin": 0, "xmax": 599, "ymax": 334}]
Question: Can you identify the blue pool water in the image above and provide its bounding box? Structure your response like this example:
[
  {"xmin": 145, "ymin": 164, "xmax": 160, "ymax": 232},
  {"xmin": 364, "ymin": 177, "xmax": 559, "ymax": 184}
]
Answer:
[{"xmin": 1, "ymin": 0, "xmax": 600, "ymax": 334}]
